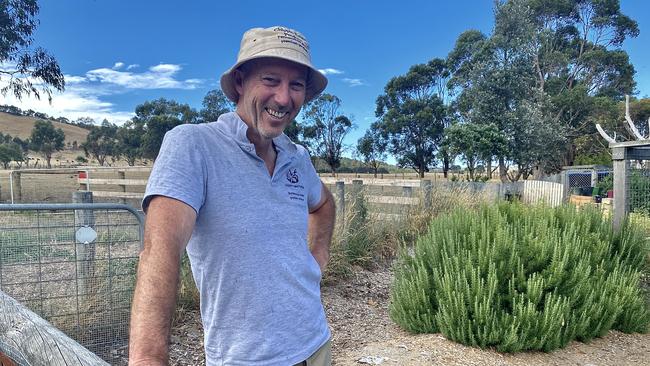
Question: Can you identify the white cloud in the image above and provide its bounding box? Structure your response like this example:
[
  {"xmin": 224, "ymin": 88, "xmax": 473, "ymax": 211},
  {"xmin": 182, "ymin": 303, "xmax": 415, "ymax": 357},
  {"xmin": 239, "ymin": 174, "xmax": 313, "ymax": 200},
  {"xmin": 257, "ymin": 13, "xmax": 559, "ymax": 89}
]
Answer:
[
  {"xmin": 0, "ymin": 90, "xmax": 134, "ymax": 125},
  {"xmin": 0, "ymin": 62, "xmax": 204, "ymax": 125},
  {"xmin": 85, "ymin": 63, "xmax": 201, "ymax": 89},
  {"xmin": 342, "ymin": 78, "xmax": 365, "ymax": 87},
  {"xmin": 319, "ymin": 68, "xmax": 344, "ymax": 75},
  {"xmin": 64, "ymin": 75, "xmax": 87, "ymax": 84}
]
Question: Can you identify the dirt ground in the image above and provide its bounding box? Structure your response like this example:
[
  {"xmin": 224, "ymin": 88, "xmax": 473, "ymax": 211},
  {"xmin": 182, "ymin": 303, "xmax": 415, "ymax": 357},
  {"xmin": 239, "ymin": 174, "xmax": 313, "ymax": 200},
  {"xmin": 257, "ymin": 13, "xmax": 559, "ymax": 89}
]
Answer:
[{"xmin": 163, "ymin": 263, "xmax": 650, "ymax": 366}]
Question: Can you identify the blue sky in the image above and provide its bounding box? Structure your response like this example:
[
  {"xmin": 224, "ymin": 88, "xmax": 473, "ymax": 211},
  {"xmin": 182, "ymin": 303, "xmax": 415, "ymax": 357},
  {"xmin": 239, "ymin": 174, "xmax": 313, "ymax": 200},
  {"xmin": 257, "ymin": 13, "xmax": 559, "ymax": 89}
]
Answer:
[{"xmin": 1, "ymin": 0, "xmax": 649, "ymax": 156}]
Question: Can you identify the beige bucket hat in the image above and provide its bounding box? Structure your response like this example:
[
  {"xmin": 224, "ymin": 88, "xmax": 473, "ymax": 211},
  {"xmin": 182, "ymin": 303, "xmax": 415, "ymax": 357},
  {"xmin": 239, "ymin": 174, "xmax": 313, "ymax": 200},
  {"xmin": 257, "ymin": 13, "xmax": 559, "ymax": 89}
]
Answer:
[{"xmin": 220, "ymin": 26, "xmax": 328, "ymax": 104}]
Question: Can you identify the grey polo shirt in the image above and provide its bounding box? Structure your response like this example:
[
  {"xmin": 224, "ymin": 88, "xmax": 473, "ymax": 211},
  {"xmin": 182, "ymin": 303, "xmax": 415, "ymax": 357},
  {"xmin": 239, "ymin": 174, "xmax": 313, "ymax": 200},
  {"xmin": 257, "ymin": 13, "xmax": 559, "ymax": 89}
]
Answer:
[{"xmin": 143, "ymin": 112, "xmax": 330, "ymax": 366}]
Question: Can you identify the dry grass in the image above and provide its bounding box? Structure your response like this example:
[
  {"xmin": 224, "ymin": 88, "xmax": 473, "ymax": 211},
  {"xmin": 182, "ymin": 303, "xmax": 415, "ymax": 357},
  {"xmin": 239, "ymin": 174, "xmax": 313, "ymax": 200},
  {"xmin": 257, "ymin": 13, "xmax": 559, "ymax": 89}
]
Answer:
[
  {"xmin": 0, "ymin": 112, "xmax": 89, "ymax": 145},
  {"xmin": 323, "ymin": 183, "xmax": 495, "ymax": 282}
]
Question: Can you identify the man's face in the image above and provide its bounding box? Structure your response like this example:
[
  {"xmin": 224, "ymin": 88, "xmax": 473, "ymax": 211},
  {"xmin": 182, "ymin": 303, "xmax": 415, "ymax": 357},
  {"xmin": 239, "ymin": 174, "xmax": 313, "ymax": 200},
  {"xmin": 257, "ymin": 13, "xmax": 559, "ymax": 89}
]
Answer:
[{"xmin": 235, "ymin": 58, "xmax": 308, "ymax": 141}]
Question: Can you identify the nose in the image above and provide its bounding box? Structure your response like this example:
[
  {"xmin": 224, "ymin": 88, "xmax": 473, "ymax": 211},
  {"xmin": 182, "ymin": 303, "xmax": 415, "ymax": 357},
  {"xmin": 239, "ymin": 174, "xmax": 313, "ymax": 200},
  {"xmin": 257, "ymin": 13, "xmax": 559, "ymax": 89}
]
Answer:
[{"xmin": 273, "ymin": 82, "xmax": 291, "ymax": 108}]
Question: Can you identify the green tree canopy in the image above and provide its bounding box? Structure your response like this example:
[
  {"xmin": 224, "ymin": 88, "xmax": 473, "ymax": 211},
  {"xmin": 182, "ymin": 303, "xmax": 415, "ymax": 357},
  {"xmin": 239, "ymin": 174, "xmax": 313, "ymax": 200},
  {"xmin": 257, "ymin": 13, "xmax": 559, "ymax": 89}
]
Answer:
[
  {"xmin": 0, "ymin": 139, "xmax": 24, "ymax": 169},
  {"xmin": 81, "ymin": 119, "xmax": 118, "ymax": 166},
  {"xmin": 116, "ymin": 120, "xmax": 145, "ymax": 166},
  {"xmin": 302, "ymin": 93, "xmax": 354, "ymax": 175},
  {"xmin": 199, "ymin": 89, "xmax": 234, "ymax": 123},
  {"xmin": 375, "ymin": 61, "xmax": 447, "ymax": 177},
  {"xmin": 133, "ymin": 98, "xmax": 198, "ymax": 160},
  {"xmin": 29, "ymin": 119, "xmax": 64, "ymax": 168},
  {"xmin": 0, "ymin": 0, "xmax": 64, "ymax": 101},
  {"xmin": 356, "ymin": 126, "xmax": 387, "ymax": 178}
]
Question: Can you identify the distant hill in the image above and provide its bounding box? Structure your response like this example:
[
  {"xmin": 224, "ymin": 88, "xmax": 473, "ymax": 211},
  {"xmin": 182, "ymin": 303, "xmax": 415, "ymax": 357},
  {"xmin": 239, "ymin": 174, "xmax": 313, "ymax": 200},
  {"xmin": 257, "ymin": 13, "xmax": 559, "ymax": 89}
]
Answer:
[{"xmin": 0, "ymin": 112, "xmax": 89, "ymax": 146}]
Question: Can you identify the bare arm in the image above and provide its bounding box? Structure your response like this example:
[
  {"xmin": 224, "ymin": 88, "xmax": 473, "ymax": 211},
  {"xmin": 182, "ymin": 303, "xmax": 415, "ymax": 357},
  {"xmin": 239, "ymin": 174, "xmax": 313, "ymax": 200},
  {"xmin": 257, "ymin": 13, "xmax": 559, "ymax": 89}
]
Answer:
[
  {"xmin": 129, "ymin": 196, "xmax": 197, "ymax": 365},
  {"xmin": 308, "ymin": 183, "xmax": 336, "ymax": 272}
]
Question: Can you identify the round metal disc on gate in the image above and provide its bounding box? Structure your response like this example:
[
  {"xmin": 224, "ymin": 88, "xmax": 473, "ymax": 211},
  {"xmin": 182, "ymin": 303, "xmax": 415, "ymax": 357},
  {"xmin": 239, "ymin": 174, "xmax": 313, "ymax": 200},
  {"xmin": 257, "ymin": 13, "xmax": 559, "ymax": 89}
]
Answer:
[{"xmin": 75, "ymin": 226, "xmax": 97, "ymax": 244}]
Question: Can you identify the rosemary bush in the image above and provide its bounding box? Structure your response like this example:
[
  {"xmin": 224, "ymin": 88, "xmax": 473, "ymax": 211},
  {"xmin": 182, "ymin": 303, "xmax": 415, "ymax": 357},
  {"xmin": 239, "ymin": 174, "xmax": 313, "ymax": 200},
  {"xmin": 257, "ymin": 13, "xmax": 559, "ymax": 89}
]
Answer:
[{"xmin": 390, "ymin": 202, "xmax": 650, "ymax": 352}]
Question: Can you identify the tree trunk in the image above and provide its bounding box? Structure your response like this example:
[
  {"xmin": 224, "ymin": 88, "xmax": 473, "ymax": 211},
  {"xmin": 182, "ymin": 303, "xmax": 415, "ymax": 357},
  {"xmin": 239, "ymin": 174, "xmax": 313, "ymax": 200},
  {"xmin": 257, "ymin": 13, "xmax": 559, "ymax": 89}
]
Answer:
[
  {"xmin": 563, "ymin": 143, "xmax": 576, "ymax": 167},
  {"xmin": 442, "ymin": 153, "xmax": 450, "ymax": 178},
  {"xmin": 486, "ymin": 158, "xmax": 492, "ymax": 179},
  {"xmin": 499, "ymin": 157, "xmax": 508, "ymax": 183}
]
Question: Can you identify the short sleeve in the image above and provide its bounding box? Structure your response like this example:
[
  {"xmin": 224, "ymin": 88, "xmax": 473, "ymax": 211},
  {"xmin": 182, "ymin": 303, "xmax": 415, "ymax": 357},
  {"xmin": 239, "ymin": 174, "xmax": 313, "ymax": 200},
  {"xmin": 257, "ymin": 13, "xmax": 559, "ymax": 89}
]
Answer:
[
  {"xmin": 142, "ymin": 125, "xmax": 207, "ymax": 214},
  {"xmin": 300, "ymin": 148, "xmax": 322, "ymax": 210}
]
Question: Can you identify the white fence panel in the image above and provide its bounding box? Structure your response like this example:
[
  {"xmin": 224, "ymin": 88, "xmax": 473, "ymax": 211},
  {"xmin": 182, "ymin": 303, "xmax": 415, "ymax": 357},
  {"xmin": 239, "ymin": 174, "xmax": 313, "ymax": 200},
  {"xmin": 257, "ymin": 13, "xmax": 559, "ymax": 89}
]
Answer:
[{"xmin": 522, "ymin": 180, "xmax": 564, "ymax": 207}]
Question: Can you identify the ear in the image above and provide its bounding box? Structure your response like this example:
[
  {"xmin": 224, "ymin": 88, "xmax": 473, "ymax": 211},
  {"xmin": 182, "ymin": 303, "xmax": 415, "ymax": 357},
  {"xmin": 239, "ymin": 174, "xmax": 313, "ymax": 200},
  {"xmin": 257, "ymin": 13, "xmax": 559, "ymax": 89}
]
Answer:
[{"xmin": 234, "ymin": 69, "xmax": 245, "ymax": 97}]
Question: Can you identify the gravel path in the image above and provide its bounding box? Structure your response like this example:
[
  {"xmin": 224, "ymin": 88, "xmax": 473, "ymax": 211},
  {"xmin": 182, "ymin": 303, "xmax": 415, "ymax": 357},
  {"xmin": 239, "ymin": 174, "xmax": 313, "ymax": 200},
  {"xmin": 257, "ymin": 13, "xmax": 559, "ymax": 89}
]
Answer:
[{"xmin": 164, "ymin": 262, "xmax": 650, "ymax": 366}]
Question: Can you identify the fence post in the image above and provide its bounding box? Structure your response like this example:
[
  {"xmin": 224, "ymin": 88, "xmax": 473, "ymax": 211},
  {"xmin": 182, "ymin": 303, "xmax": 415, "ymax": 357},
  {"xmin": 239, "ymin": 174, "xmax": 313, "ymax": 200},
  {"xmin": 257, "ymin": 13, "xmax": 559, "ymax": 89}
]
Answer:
[
  {"xmin": 73, "ymin": 191, "xmax": 96, "ymax": 295},
  {"xmin": 335, "ymin": 181, "xmax": 345, "ymax": 225},
  {"xmin": 15, "ymin": 172, "xmax": 21, "ymax": 203},
  {"xmin": 118, "ymin": 170, "xmax": 127, "ymax": 204},
  {"xmin": 560, "ymin": 169, "xmax": 569, "ymax": 202},
  {"xmin": 591, "ymin": 169, "xmax": 598, "ymax": 187},
  {"xmin": 351, "ymin": 179, "xmax": 363, "ymax": 209},
  {"xmin": 612, "ymin": 147, "xmax": 628, "ymax": 232},
  {"xmin": 421, "ymin": 180, "xmax": 432, "ymax": 209}
]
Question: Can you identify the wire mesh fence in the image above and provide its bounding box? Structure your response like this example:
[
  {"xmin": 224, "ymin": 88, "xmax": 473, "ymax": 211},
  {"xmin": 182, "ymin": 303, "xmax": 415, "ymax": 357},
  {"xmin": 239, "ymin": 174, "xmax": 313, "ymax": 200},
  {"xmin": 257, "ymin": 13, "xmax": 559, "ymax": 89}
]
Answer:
[
  {"xmin": 564, "ymin": 165, "xmax": 612, "ymax": 191},
  {"xmin": 0, "ymin": 203, "xmax": 143, "ymax": 363},
  {"xmin": 628, "ymin": 163, "xmax": 650, "ymax": 213},
  {"xmin": 0, "ymin": 167, "xmax": 151, "ymax": 205}
]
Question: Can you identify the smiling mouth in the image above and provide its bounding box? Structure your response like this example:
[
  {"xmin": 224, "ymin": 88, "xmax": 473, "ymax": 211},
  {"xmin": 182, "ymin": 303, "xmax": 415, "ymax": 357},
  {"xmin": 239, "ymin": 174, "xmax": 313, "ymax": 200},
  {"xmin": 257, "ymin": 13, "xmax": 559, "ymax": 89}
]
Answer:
[{"xmin": 265, "ymin": 107, "xmax": 288, "ymax": 119}]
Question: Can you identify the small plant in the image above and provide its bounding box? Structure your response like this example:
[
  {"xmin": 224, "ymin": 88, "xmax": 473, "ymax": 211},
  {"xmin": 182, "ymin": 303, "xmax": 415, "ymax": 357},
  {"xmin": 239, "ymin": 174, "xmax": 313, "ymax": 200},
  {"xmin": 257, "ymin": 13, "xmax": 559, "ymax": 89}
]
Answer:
[
  {"xmin": 595, "ymin": 174, "xmax": 613, "ymax": 194},
  {"xmin": 390, "ymin": 202, "xmax": 650, "ymax": 353},
  {"xmin": 176, "ymin": 252, "xmax": 200, "ymax": 311}
]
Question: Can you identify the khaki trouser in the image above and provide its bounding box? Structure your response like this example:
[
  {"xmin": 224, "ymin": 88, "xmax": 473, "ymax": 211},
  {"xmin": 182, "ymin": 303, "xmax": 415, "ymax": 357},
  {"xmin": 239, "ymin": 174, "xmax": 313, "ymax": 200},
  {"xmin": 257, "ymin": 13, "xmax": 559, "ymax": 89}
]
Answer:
[{"xmin": 294, "ymin": 339, "xmax": 331, "ymax": 366}]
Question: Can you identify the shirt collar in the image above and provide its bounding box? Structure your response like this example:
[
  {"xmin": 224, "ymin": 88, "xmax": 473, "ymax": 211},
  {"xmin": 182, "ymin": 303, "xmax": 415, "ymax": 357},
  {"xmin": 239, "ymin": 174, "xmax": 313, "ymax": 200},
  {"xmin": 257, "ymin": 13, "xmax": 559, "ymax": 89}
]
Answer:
[{"xmin": 215, "ymin": 112, "xmax": 297, "ymax": 156}]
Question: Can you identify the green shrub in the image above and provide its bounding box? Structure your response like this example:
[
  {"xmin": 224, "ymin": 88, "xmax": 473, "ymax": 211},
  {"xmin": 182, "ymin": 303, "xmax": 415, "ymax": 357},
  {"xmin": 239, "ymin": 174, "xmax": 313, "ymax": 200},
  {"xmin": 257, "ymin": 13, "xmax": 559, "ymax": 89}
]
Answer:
[
  {"xmin": 390, "ymin": 202, "xmax": 650, "ymax": 353},
  {"xmin": 176, "ymin": 252, "xmax": 200, "ymax": 310}
]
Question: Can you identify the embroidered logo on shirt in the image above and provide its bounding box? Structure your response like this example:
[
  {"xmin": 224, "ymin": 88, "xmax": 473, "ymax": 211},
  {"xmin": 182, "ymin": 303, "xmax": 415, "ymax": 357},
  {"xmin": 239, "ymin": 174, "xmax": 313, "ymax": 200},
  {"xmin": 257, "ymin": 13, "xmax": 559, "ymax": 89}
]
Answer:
[{"xmin": 286, "ymin": 168, "xmax": 299, "ymax": 183}]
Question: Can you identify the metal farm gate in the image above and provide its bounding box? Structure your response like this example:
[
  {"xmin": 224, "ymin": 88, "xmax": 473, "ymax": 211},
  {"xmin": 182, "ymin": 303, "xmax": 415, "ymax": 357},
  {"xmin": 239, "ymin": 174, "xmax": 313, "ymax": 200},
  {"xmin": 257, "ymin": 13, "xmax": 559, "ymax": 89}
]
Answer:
[{"xmin": 0, "ymin": 203, "xmax": 143, "ymax": 364}]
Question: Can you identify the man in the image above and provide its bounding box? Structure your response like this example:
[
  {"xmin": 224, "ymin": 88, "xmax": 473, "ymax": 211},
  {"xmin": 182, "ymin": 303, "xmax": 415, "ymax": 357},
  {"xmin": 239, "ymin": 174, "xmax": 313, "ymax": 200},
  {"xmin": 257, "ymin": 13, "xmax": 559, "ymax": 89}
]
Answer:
[{"xmin": 129, "ymin": 26, "xmax": 336, "ymax": 366}]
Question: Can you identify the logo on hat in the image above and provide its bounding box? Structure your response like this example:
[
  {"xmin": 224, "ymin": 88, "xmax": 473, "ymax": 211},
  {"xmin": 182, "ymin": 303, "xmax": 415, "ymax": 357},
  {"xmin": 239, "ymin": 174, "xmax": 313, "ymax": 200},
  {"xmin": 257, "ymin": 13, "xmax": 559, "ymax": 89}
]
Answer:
[{"xmin": 286, "ymin": 168, "xmax": 299, "ymax": 184}]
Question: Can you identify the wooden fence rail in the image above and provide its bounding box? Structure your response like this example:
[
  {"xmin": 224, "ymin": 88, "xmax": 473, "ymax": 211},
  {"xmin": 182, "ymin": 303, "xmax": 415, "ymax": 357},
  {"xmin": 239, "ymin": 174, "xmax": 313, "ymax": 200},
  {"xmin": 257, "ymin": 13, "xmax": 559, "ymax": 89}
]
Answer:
[{"xmin": 74, "ymin": 169, "xmax": 565, "ymax": 219}]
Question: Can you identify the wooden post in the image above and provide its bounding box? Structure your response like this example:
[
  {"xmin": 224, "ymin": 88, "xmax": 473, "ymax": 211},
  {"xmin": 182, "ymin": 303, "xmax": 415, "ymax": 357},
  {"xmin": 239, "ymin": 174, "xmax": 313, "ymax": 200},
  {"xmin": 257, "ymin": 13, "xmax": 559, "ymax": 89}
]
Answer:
[
  {"xmin": 591, "ymin": 169, "xmax": 598, "ymax": 187},
  {"xmin": 118, "ymin": 170, "xmax": 127, "ymax": 204},
  {"xmin": 351, "ymin": 180, "xmax": 363, "ymax": 211},
  {"xmin": 14, "ymin": 172, "xmax": 21, "ymax": 203},
  {"xmin": 560, "ymin": 169, "xmax": 569, "ymax": 202},
  {"xmin": 0, "ymin": 290, "xmax": 109, "ymax": 365},
  {"xmin": 73, "ymin": 191, "xmax": 95, "ymax": 295},
  {"xmin": 421, "ymin": 180, "xmax": 432, "ymax": 209},
  {"xmin": 335, "ymin": 181, "xmax": 345, "ymax": 224},
  {"xmin": 612, "ymin": 147, "xmax": 628, "ymax": 232}
]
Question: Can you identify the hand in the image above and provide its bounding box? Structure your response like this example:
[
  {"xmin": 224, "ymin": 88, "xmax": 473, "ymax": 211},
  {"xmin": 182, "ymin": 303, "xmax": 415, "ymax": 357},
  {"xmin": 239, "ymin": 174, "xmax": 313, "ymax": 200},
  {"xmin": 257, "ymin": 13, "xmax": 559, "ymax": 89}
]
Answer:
[{"xmin": 311, "ymin": 245, "xmax": 330, "ymax": 273}]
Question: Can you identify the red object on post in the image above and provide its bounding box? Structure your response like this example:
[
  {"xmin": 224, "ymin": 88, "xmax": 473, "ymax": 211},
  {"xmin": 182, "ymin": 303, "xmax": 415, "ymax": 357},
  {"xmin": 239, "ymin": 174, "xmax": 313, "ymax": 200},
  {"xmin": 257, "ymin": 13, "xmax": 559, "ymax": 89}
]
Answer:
[{"xmin": 78, "ymin": 171, "xmax": 87, "ymax": 179}]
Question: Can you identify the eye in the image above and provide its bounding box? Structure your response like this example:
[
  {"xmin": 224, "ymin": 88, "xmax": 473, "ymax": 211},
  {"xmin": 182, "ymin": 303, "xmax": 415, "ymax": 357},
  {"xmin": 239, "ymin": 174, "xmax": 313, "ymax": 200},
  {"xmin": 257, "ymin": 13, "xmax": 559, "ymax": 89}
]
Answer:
[
  {"xmin": 262, "ymin": 76, "xmax": 278, "ymax": 84},
  {"xmin": 291, "ymin": 81, "xmax": 306, "ymax": 91}
]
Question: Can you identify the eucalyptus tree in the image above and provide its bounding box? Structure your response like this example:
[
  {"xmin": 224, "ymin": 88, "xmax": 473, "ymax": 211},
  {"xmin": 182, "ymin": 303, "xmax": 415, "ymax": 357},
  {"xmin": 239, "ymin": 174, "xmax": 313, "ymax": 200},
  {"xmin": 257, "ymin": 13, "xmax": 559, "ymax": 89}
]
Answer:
[
  {"xmin": 525, "ymin": 0, "xmax": 638, "ymax": 166},
  {"xmin": 81, "ymin": 120, "xmax": 118, "ymax": 166},
  {"xmin": 302, "ymin": 94, "xmax": 354, "ymax": 175},
  {"xmin": 356, "ymin": 126, "xmax": 387, "ymax": 177},
  {"xmin": 199, "ymin": 89, "xmax": 234, "ymax": 123},
  {"xmin": 29, "ymin": 120, "xmax": 64, "ymax": 168},
  {"xmin": 375, "ymin": 62, "xmax": 447, "ymax": 178},
  {"xmin": 0, "ymin": 0, "xmax": 64, "ymax": 101},
  {"xmin": 133, "ymin": 98, "xmax": 199, "ymax": 160}
]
